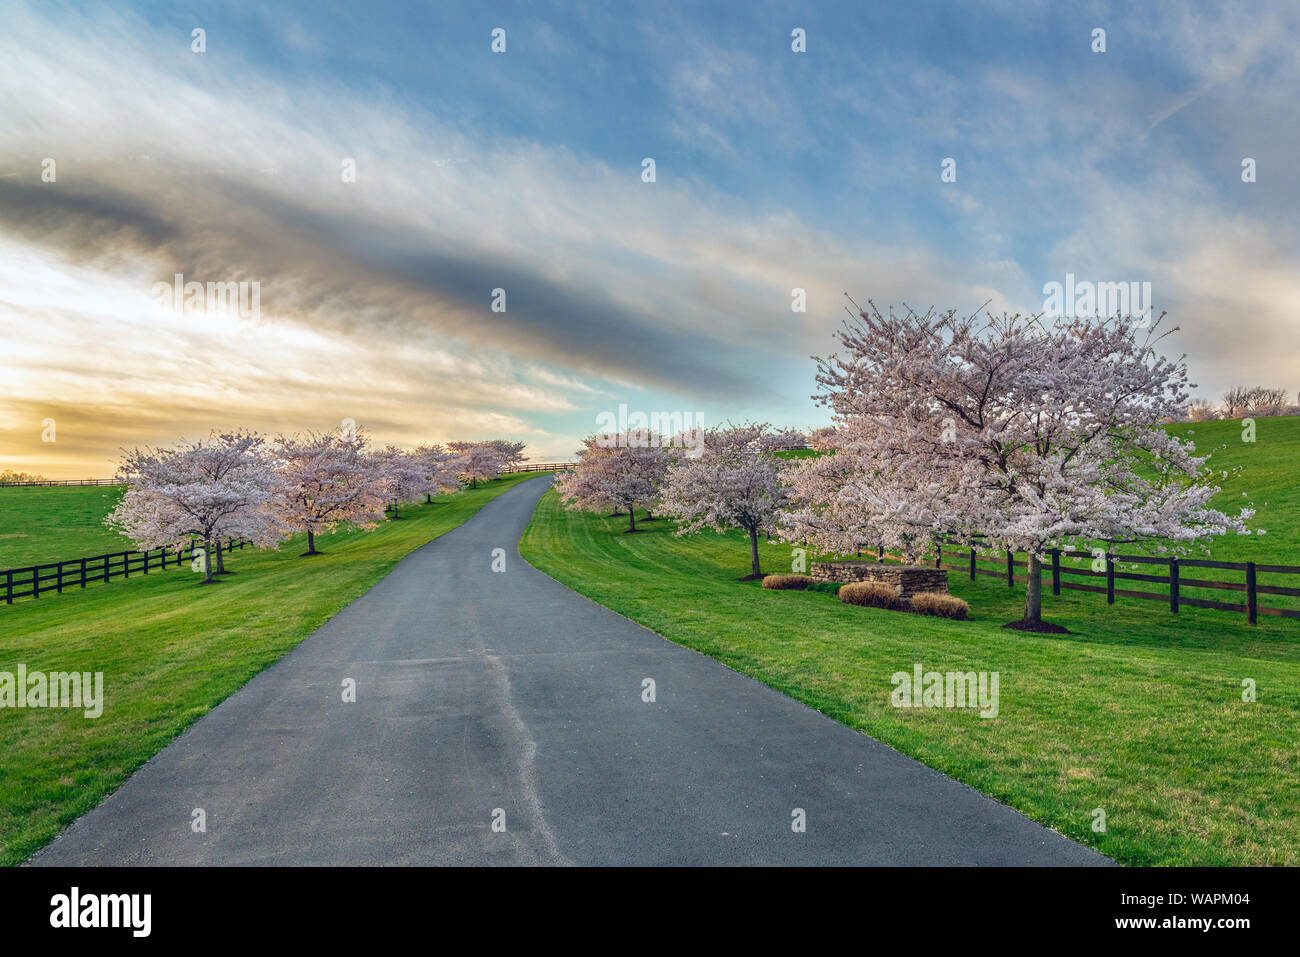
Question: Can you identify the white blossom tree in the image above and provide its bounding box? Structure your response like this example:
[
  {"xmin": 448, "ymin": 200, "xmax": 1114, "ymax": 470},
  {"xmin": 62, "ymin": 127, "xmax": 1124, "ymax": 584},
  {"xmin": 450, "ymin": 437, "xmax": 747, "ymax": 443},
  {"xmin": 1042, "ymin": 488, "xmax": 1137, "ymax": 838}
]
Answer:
[
  {"xmin": 658, "ymin": 423, "xmax": 791, "ymax": 578},
  {"xmin": 106, "ymin": 430, "xmax": 281, "ymax": 583},
  {"xmin": 785, "ymin": 302, "xmax": 1254, "ymax": 628},
  {"xmin": 413, "ymin": 443, "xmax": 463, "ymax": 502},
  {"xmin": 374, "ymin": 445, "xmax": 428, "ymax": 518},
  {"xmin": 447, "ymin": 440, "xmax": 507, "ymax": 488},
  {"xmin": 555, "ymin": 432, "xmax": 669, "ymax": 533},
  {"xmin": 272, "ymin": 428, "xmax": 388, "ymax": 555},
  {"xmin": 485, "ymin": 439, "xmax": 528, "ymax": 473}
]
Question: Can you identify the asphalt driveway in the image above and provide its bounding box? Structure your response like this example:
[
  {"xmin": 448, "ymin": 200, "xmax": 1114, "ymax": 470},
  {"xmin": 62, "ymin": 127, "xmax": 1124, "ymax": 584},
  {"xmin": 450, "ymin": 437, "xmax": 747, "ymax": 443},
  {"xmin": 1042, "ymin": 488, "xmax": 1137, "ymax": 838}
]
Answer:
[{"xmin": 32, "ymin": 475, "xmax": 1110, "ymax": 865}]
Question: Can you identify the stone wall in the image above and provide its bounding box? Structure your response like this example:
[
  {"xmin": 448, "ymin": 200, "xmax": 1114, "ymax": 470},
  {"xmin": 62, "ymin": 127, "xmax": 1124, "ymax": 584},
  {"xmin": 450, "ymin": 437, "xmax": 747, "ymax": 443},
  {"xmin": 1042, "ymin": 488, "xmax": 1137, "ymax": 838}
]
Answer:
[{"xmin": 810, "ymin": 561, "xmax": 949, "ymax": 597}]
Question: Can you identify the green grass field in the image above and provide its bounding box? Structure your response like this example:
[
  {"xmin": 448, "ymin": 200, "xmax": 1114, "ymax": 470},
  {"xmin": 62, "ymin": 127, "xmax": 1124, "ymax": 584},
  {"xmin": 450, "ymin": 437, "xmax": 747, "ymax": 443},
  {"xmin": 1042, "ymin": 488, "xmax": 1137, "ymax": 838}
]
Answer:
[
  {"xmin": 2, "ymin": 417, "xmax": 1294, "ymax": 867},
  {"xmin": 0, "ymin": 485, "xmax": 131, "ymax": 568},
  {"xmin": 520, "ymin": 419, "xmax": 1300, "ymax": 866},
  {"xmin": 1166, "ymin": 416, "xmax": 1300, "ymax": 562},
  {"xmin": 0, "ymin": 472, "xmax": 540, "ymax": 864}
]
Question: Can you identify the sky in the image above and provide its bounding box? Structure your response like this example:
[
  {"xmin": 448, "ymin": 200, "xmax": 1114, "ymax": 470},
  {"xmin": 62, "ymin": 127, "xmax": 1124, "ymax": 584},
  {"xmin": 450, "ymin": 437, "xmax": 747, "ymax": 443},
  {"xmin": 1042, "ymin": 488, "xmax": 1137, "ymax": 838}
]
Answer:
[{"xmin": 2, "ymin": 0, "xmax": 1298, "ymax": 477}]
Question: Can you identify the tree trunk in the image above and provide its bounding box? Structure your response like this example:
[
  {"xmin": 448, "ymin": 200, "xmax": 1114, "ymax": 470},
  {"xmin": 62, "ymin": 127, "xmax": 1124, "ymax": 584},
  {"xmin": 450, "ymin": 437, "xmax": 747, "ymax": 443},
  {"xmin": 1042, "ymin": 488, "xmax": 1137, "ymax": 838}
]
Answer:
[
  {"xmin": 749, "ymin": 527, "xmax": 762, "ymax": 577},
  {"xmin": 425, "ymin": 493, "xmax": 432, "ymax": 503},
  {"xmin": 202, "ymin": 536, "xmax": 214, "ymax": 583},
  {"xmin": 1024, "ymin": 552, "xmax": 1043, "ymax": 624},
  {"xmin": 305, "ymin": 529, "xmax": 317, "ymax": 555},
  {"xmin": 471, "ymin": 478, "xmax": 478, "ymax": 489},
  {"xmin": 627, "ymin": 507, "xmax": 637, "ymax": 533},
  {"xmin": 643, "ymin": 509, "xmax": 654, "ymax": 521},
  {"xmin": 215, "ymin": 539, "xmax": 227, "ymax": 575}
]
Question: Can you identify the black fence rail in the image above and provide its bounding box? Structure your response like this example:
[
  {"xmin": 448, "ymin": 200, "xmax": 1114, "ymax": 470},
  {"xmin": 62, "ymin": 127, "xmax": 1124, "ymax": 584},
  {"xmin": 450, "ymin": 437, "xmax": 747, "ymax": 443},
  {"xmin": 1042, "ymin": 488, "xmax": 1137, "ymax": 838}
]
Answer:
[
  {"xmin": 3, "ymin": 540, "xmax": 249, "ymax": 605},
  {"xmin": 6, "ymin": 466, "xmax": 574, "ymax": 485},
  {"xmin": 918, "ymin": 544, "xmax": 1300, "ymax": 625},
  {"xmin": 0, "ymin": 478, "xmax": 122, "ymax": 488}
]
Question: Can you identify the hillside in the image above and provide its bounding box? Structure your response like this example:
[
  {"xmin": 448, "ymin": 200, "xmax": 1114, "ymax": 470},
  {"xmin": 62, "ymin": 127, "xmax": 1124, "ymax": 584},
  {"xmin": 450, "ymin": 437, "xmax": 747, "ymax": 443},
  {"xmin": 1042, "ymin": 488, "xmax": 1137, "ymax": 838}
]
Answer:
[{"xmin": 0, "ymin": 485, "xmax": 130, "ymax": 568}]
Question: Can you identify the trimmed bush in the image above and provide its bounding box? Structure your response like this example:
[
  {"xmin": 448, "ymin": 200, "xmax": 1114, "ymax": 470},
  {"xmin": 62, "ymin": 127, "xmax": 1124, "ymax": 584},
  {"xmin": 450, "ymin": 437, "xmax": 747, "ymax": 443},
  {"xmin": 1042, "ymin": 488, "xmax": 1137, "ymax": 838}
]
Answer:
[
  {"xmin": 911, "ymin": 592, "xmax": 970, "ymax": 619},
  {"xmin": 839, "ymin": 581, "xmax": 903, "ymax": 609},
  {"xmin": 762, "ymin": 574, "xmax": 813, "ymax": 590}
]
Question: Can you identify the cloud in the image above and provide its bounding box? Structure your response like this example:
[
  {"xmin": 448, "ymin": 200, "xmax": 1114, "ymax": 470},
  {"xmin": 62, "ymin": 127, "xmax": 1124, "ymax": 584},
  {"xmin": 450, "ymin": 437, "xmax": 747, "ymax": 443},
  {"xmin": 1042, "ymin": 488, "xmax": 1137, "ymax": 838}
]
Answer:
[{"xmin": 3, "ymin": 0, "xmax": 1297, "ymax": 475}]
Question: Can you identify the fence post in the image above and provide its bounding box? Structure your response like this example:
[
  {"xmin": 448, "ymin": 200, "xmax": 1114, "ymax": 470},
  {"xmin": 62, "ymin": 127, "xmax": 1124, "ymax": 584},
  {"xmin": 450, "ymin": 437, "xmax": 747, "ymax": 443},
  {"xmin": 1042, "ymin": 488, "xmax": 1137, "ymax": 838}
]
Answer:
[
  {"xmin": 1169, "ymin": 557, "xmax": 1179, "ymax": 614},
  {"xmin": 143, "ymin": 549, "xmax": 150, "ymax": 574},
  {"xmin": 103, "ymin": 555, "xmax": 110, "ymax": 583},
  {"xmin": 80, "ymin": 557, "xmax": 87, "ymax": 588},
  {"xmin": 1246, "ymin": 561, "xmax": 1257, "ymax": 625},
  {"xmin": 123, "ymin": 551, "xmax": 130, "ymax": 578},
  {"xmin": 1106, "ymin": 554, "xmax": 1115, "ymax": 605},
  {"xmin": 4, "ymin": 569, "xmax": 10, "ymax": 604},
  {"xmin": 878, "ymin": 545, "xmax": 884, "ymax": 563},
  {"xmin": 33, "ymin": 567, "xmax": 40, "ymax": 599},
  {"xmin": 1051, "ymin": 549, "xmax": 1061, "ymax": 596},
  {"xmin": 969, "ymin": 547, "xmax": 976, "ymax": 581},
  {"xmin": 56, "ymin": 562, "xmax": 64, "ymax": 594},
  {"xmin": 1006, "ymin": 550, "xmax": 1013, "ymax": 587}
]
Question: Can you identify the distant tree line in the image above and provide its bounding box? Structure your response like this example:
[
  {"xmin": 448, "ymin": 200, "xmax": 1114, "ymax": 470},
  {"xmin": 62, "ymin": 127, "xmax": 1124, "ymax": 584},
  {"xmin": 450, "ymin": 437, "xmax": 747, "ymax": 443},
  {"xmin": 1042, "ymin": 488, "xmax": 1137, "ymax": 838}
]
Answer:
[
  {"xmin": 1184, "ymin": 386, "xmax": 1297, "ymax": 421},
  {"xmin": 105, "ymin": 428, "xmax": 527, "ymax": 583}
]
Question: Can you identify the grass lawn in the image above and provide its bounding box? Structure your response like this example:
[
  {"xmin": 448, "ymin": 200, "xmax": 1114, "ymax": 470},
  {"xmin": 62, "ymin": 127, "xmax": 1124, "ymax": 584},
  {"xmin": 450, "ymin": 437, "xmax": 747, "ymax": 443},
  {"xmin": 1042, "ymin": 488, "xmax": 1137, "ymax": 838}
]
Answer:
[
  {"xmin": 0, "ymin": 485, "xmax": 132, "ymax": 568},
  {"xmin": 520, "ymin": 431, "xmax": 1300, "ymax": 865},
  {"xmin": 0, "ymin": 472, "xmax": 541, "ymax": 865}
]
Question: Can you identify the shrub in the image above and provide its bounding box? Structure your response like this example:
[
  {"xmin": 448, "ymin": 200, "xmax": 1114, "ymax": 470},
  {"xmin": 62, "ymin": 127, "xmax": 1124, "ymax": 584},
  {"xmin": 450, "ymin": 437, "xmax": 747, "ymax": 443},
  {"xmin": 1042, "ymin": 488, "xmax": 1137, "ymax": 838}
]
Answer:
[
  {"xmin": 762, "ymin": 574, "xmax": 813, "ymax": 590},
  {"xmin": 910, "ymin": 592, "xmax": 970, "ymax": 619},
  {"xmin": 839, "ymin": 581, "xmax": 902, "ymax": 609}
]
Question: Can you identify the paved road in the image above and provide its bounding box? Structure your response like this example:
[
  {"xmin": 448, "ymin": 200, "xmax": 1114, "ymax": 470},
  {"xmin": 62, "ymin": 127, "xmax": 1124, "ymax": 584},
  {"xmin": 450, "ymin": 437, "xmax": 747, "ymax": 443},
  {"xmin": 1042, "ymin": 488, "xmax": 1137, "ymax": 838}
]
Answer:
[{"xmin": 32, "ymin": 475, "xmax": 1109, "ymax": 865}]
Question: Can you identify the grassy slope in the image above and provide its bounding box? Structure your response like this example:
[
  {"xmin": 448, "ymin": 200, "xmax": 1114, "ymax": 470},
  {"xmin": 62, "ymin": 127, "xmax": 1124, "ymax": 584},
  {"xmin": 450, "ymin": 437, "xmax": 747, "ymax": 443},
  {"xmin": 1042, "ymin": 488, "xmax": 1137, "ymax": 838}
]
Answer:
[
  {"xmin": 520, "ymin": 424, "xmax": 1299, "ymax": 866},
  {"xmin": 1165, "ymin": 416, "xmax": 1299, "ymax": 561},
  {"xmin": 0, "ymin": 486, "xmax": 132, "ymax": 568},
  {"xmin": 0, "ymin": 472, "xmax": 540, "ymax": 864}
]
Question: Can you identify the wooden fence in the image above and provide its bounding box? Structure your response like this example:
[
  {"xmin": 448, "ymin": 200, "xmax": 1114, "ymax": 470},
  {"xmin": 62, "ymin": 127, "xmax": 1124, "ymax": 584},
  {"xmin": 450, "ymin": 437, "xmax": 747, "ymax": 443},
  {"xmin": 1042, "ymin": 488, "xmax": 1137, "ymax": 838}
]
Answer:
[
  {"xmin": 909, "ymin": 544, "xmax": 1300, "ymax": 625},
  {"xmin": 3, "ymin": 540, "xmax": 248, "ymax": 605},
  {"xmin": 0, "ymin": 477, "xmax": 122, "ymax": 488},
  {"xmin": 4, "ymin": 466, "xmax": 569, "ymax": 486}
]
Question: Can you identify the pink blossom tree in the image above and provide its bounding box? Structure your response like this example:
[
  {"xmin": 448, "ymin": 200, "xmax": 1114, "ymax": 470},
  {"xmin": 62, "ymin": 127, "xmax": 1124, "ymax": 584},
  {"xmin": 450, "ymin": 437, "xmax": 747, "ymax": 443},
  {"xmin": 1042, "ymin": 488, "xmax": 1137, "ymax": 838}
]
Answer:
[
  {"xmin": 447, "ymin": 441, "xmax": 507, "ymax": 489},
  {"xmin": 658, "ymin": 423, "xmax": 791, "ymax": 577},
  {"xmin": 555, "ymin": 432, "xmax": 669, "ymax": 533},
  {"xmin": 485, "ymin": 439, "xmax": 528, "ymax": 473},
  {"xmin": 106, "ymin": 430, "xmax": 281, "ymax": 584},
  {"xmin": 785, "ymin": 303, "xmax": 1255, "ymax": 629},
  {"xmin": 272, "ymin": 428, "xmax": 388, "ymax": 556},
  {"xmin": 374, "ymin": 446, "xmax": 427, "ymax": 519},
  {"xmin": 413, "ymin": 443, "xmax": 462, "ymax": 502}
]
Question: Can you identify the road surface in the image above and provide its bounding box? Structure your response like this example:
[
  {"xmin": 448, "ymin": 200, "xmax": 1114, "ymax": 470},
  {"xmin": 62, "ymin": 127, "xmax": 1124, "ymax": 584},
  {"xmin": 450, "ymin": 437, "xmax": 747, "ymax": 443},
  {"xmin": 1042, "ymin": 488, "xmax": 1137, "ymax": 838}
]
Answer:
[{"xmin": 32, "ymin": 475, "xmax": 1110, "ymax": 865}]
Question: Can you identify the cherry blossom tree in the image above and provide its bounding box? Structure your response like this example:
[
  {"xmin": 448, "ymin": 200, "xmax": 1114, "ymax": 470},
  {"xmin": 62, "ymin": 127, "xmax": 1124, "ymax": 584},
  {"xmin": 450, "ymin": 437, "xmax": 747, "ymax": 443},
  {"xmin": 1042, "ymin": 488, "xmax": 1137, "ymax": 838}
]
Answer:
[
  {"xmin": 658, "ymin": 423, "xmax": 791, "ymax": 577},
  {"xmin": 106, "ymin": 430, "xmax": 281, "ymax": 583},
  {"xmin": 785, "ymin": 302, "xmax": 1254, "ymax": 628},
  {"xmin": 807, "ymin": 426, "xmax": 838, "ymax": 452},
  {"xmin": 447, "ymin": 441, "xmax": 507, "ymax": 488},
  {"xmin": 273, "ymin": 428, "xmax": 388, "ymax": 555},
  {"xmin": 374, "ymin": 446, "xmax": 427, "ymax": 518},
  {"xmin": 555, "ymin": 432, "xmax": 669, "ymax": 533},
  {"xmin": 414, "ymin": 443, "xmax": 462, "ymax": 502},
  {"xmin": 485, "ymin": 439, "xmax": 528, "ymax": 473}
]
